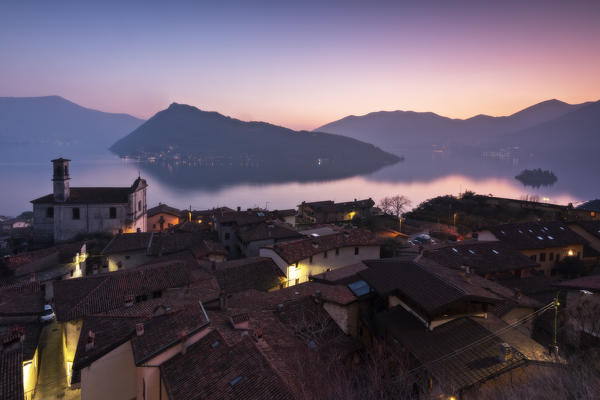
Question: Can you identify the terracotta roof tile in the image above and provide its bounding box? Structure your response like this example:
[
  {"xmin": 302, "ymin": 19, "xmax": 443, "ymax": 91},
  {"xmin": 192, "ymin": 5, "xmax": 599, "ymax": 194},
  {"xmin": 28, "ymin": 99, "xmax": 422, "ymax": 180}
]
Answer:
[
  {"xmin": 147, "ymin": 203, "xmax": 181, "ymax": 218},
  {"xmin": 54, "ymin": 260, "xmax": 198, "ymax": 321},
  {"xmin": 484, "ymin": 221, "xmax": 587, "ymax": 250},
  {"xmin": 160, "ymin": 330, "xmax": 295, "ymax": 400},
  {"xmin": 0, "ymin": 349, "xmax": 23, "ymax": 400},
  {"xmin": 237, "ymin": 221, "xmax": 302, "ymax": 244},
  {"xmin": 267, "ymin": 229, "xmax": 379, "ymax": 264},
  {"xmin": 31, "ymin": 187, "xmax": 133, "ymax": 204},
  {"xmin": 211, "ymin": 257, "xmax": 285, "ymax": 294}
]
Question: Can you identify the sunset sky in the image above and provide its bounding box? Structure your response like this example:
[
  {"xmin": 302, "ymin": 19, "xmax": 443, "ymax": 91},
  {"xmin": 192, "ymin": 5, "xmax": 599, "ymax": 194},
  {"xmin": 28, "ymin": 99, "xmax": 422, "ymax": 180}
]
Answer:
[{"xmin": 1, "ymin": 0, "xmax": 599, "ymax": 130}]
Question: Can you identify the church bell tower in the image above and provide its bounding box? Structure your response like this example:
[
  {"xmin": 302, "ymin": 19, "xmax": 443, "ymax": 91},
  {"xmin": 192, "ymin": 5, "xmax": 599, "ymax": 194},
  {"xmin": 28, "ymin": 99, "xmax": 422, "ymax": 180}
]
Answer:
[{"xmin": 52, "ymin": 158, "xmax": 71, "ymax": 202}]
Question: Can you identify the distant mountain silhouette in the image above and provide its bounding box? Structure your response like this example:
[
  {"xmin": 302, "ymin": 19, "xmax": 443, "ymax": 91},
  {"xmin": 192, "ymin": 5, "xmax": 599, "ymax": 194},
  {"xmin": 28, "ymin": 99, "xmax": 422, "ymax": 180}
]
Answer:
[
  {"xmin": 315, "ymin": 99, "xmax": 592, "ymax": 153},
  {"xmin": 0, "ymin": 96, "xmax": 144, "ymax": 149},
  {"xmin": 110, "ymin": 103, "xmax": 400, "ymax": 181},
  {"xmin": 502, "ymin": 100, "xmax": 600, "ymax": 159}
]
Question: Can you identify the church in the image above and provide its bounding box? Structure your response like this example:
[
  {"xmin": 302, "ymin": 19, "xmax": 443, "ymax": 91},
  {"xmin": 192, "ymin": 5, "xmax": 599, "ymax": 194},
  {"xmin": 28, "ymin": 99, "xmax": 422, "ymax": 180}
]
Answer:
[{"xmin": 31, "ymin": 158, "xmax": 148, "ymax": 242}]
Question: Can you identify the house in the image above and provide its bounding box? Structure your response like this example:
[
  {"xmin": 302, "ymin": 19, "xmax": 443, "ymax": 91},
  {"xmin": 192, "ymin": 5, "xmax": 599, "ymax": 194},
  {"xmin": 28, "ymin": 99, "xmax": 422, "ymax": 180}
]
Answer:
[
  {"xmin": 207, "ymin": 256, "xmax": 286, "ymax": 294},
  {"xmin": 259, "ymin": 229, "xmax": 380, "ymax": 287},
  {"xmin": 422, "ymin": 240, "xmax": 540, "ymax": 279},
  {"xmin": 576, "ymin": 199, "xmax": 600, "ymax": 219},
  {"xmin": 214, "ymin": 209, "xmax": 295, "ymax": 258},
  {"xmin": 147, "ymin": 204, "xmax": 181, "ymax": 232},
  {"xmin": 52, "ymin": 259, "xmax": 207, "ymax": 388},
  {"xmin": 359, "ymin": 258, "xmax": 558, "ymax": 398},
  {"xmin": 476, "ymin": 221, "xmax": 587, "ymax": 276},
  {"xmin": 160, "ymin": 330, "xmax": 295, "ymax": 400},
  {"xmin": 555, "ymin": 275, "xmax": 600, "ymax": 347},
  {"xmin": 31, "ymin": 158, "xmax": 148, "ymax": 243},
  {"xmin": 102, "ymin": 231, "xmax": 225, "ymax": 271},
  {"xmin": 0, "ymin": 323, "xmax": 42, "ymax": 400},
  {"xmin": 237, "ymin": 220, "xmax": 303, "ymax": 257},
  {"xmin": 1, "ymin": 242, "xmax": 87, "ymax": 300},
  {"xmin": 296, "ymin": 198, "xmax": 375, "ymax": 225},
  {"xmin": 0, "ymin": 281, "xmax": 44, "ymax": 399}
]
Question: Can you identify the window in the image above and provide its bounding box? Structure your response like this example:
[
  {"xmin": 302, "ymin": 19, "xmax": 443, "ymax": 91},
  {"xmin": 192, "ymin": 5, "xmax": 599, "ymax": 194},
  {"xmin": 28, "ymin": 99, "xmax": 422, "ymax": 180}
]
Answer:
[
  {"xmin": 138, "ymin": 200, "xmax": 142, "ymax": 211},
  {"xmin": 556, "ymin": 254, "xmax": 560, "ymax": 262},
  {"xmin": 125, "ymin": 255, "xmax": 130, "ymax": 260},
  {"xmin": 72, "ymin": 208, "xmax": 80, "ymax": 220},
  {"xmin": 335, "ymin": 248, "xmax": 340, "ymax": 256},
  {"xmin": 153, "ymin": 224, "xmax": 156, "ymax": 229},
  {"xmin": 225, "ymin": 232, "xmax": 230, "ymax": 240},
  {"xmin": 549, "ymin": 252, "xmax": 554, "ymax": 261},
  {"xmin": 540, "ymin": 253, "xmax": 546, "ymax": 262},
  {"xmin": 109, "ymin": 207, "xmax": 117, "ymax": 219},
  {"xmin": 530, "ymin": 254, "xmax": 536, "ymax": 262},
  {"xmin": 355, "ymin": 247, "xmax": 359, "ymax": 255},
  {"xmin": 324, "ymin": 251, "xmax": 328, "ymax": 259},
  {"xmin": 152, "ymin": 290, "xmax": 162, "ymax": 298},
  {"xmin": 309, "ymin": 256, "xmax": 313, "ymax": 264},
  {"xmin": 46, "ymin": 207, "xmax": 54, "ymax": 218}
]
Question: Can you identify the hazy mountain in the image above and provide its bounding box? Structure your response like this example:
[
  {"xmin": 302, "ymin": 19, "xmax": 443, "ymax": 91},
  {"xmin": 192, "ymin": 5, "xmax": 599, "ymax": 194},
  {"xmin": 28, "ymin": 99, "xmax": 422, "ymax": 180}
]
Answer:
[
  {"xmin": 111, "ymin": 103, "xmax": 400, "ymax": 181},
  {"xmin": 315, "ymin": 99, "xmax": 592, "ymax": 153},
  {"xmin": 503, "ymin": 100, "xmax": 600, "ymax": 159},
  {"xmin": 0, "ymin": 96, "xmax": 144, "ymax": 149}
]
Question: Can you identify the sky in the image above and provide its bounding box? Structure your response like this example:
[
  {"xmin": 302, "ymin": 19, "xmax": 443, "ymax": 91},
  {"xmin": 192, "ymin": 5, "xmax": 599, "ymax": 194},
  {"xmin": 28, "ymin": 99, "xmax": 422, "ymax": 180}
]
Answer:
[{"xmin": 1, "ymin": 0, "xmax": 599, "ymax": 130}]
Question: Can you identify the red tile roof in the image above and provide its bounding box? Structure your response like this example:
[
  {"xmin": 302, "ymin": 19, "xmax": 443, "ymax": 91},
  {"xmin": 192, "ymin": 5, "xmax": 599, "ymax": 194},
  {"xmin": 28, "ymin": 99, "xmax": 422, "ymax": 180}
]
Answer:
[
  {"xmin": 0, "ymin": 349, "xmax": 23, "ymax": 400},
  {"xmin": 266, "ymin": 229, "xmax": 379, "ymax": 264},
  {"xmin": 556, "ymin": 275, "xmax": 600, "ymax": 291},
  {"xmin": 210, "ymin": 257, "xmax": 285, "ymax": 294},
  {"xmin": 54, "ymin": 260, "xmax": 198, "ymax": 321},
  {"xmin": 237, "ymin": 221, "xmax": 302, "ymax": 244},
  {"xmin": 484, "ymin": 221, "xmax": 587, "ymax": 250},
  {"xmin": 160, "ymin": 330, "xmax": 295, "ymax": 400},
  {"xmin": 147, "ymin": 203, "xmax": 181, "ymax": 218},
  {"xmin": 31, "ymin": 187, "xmax": 134, "ymax": 204}
]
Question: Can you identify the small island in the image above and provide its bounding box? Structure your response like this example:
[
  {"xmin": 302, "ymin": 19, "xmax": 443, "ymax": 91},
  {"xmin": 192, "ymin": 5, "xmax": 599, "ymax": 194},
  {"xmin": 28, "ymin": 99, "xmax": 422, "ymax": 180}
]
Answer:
[{"xmin": 515, "ymin": 168, "xmax": 557, "ymax": 187}]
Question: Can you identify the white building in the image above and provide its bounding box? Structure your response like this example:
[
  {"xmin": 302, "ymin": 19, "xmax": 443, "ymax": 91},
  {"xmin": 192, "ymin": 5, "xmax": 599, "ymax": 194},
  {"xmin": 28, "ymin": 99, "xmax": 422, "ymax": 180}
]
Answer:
[
  {"xmin": 31, "ymin": 158, "xmax": 147, "ymax": 243},
  {"xmin": 259, "ymin": 229, "xmax": 381, "ymax": 286}
]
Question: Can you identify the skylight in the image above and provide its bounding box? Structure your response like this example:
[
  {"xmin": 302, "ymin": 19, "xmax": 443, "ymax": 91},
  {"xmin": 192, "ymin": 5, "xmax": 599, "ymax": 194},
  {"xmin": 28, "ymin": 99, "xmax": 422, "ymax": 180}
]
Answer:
[
  {"xmin": 230, "ymin": 376, "xmax": 243, "ymax": 387},
  {"xmin": 452, "ymin": 247, "xmax": 459, "ymax": 253},
  {"xmin": 211, "ymin": 340, "xmax": 220, "ymax": 348},
  {"xmin": 348, "ymin": 280, "xmax": 371, "ymax": 297},
  {"xmin": 500, "ymin": 230, "xmax": 506, "ymax": 235},
  {"xmin": 560, "ymin": 226, "xmax": 565, "ymax": 230},
  {"xmin": 468, "ymin": 249, "xmax": 476, "ymax": 255},
  {"xmin": 528, "ymin": 229, "xmax": 533, "ymax": 233},
  {"xmin": 518, "ymin": 230, "xmax": 523, "ymax": 234},
  {"xmin": 537, "ymin": 236, "xmax": 544, "ymax": 240},
  {"xmin": 547, "ymin": 235, "xmax": 554, "ymax": 240},
  {"xmin": 492, "ymin": 249, "xmax": 499, "ymax": 255}
]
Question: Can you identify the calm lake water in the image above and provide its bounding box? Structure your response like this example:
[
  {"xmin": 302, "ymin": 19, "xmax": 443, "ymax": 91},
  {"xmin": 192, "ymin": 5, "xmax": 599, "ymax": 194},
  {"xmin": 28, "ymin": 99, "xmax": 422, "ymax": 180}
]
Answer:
[{"xmin": 0, "ymin": 145, "xmax": 592, "ymax": 217}]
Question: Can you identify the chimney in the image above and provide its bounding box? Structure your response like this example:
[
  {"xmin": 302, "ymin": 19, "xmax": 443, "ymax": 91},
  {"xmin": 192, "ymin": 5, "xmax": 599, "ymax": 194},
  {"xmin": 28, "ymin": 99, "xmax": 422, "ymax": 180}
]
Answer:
[
  {"xmin": 514, "ymin": 289, "xmax": 522, "ymax": 299},
  {"xmin": 314, "ymin": 290, "xmax": 322, "ymax": 304},
  {"xmin": 253, "ymin": 326, "xmax": 264, "ymax": 341},
  {"xmin": 29, "ymin": 272, "xmax": 36, "ymax": 282},
  {"xmin": 237, "ymin": 206, "xmax": 241, "ymax": 212},
  {"xmin": 179, "ymin": 331, "xmax": 188, "ymax": 354},
  {"xmin": 230, "ymin": 313, "xmax": 250, "ymax": 330},
  {"xmin": 51, "ymin": 158, "xmax": 71, "ymax": 202},
  {"xmin": 472, "ymin": 232, "xmax": 479, "ymax": 240},
  {"xmin": 312, "ymin": 240, "xmax": 319, "ymax": 248},
  {"xmin": 219, "ymin": 291, "xmax": 228, "ymax": 311},
  {"xmin": 498, "ymin": 343, "xmax": 512, "ymax": 362},
  {"xmin": 124, "ymin": 295, "xmax": 134, "ymax": 308},
  {"xmin": 85, "ymin": 330, "xmax": 95, "ymax": 351},
  {"xmin": 136, "ymin": 323, "xmax": 144, "ymax": 336}
]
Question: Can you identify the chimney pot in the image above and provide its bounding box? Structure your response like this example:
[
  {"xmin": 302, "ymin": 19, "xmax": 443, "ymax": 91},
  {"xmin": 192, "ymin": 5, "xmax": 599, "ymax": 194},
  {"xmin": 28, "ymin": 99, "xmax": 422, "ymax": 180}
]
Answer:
[{"xmin": 136, "ymin": 323, "xmax": 144, "ymax": 336}]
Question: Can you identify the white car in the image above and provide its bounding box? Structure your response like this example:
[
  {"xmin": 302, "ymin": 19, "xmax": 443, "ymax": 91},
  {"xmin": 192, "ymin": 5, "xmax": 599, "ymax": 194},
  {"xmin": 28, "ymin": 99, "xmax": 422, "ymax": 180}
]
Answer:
[{"xmin": 40, "ymin": 304, "xmax": 55, "ymax": 323}]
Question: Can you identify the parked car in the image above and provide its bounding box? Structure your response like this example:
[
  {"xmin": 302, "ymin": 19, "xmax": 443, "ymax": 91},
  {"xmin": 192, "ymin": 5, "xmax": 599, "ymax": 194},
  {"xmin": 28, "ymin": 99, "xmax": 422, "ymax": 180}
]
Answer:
[{"xmin": 40, "ymin": 304, "xmax": 55, "ymax": 323}]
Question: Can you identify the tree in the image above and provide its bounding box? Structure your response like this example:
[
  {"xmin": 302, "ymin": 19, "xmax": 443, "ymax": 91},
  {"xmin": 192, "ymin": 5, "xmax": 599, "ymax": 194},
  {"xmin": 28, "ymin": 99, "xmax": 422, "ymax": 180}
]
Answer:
[{"xmin": 379, "ymin": 195, "xmax": 411, "ymax": 218}]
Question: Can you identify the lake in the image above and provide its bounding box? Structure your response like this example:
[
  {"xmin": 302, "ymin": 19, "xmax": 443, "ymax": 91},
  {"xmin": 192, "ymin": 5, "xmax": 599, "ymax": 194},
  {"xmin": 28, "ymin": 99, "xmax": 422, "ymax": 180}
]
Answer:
[{"xmin": 0, "ymin": 145, "xmax": 592, "ymax": 217}]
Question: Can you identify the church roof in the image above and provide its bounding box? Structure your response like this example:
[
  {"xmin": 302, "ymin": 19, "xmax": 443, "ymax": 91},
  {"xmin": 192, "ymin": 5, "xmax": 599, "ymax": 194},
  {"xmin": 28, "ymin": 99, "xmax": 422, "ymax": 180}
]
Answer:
[{"xmin": 31, "ymin": 187, "xmax": 133, "ymax": 204}]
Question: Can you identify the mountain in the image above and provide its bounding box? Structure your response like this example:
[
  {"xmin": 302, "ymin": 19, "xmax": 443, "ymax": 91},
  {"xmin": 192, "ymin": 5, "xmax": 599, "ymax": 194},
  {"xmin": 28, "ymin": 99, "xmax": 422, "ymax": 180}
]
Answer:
[
  {"xmin": 503, "ymin": 100, "xmax": 600, "ymax": 159},
  {"xmin": 315, "ymin": 99, "xmax": 592, "ymax": 153},
  {"xmin": 0, "ymin": 96, "xmax": 144, "ymax": 149},
  {"xmin": 110, "ymin": 103, "xmax": 400, "ymax": 181}
]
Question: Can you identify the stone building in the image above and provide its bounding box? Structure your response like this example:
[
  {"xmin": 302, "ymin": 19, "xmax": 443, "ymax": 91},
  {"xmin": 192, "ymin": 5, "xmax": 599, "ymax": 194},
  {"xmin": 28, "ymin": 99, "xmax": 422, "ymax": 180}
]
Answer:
[{"xmin": 31, "ymin": 158, "xmax": 147, "ymax": 243}]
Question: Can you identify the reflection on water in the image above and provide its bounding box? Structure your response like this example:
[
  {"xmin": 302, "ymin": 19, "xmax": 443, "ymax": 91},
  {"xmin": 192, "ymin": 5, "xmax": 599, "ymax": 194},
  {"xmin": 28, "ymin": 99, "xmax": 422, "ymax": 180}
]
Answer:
[{"xmin": 0, "ymin": 146, "xmax": 589, "ymax": 216}]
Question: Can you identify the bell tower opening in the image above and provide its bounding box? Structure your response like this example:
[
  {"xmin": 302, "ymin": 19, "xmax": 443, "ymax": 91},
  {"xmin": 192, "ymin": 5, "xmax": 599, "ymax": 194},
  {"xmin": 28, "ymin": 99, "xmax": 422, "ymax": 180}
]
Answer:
[{"xmin": 52, "ymin": 157, "xmax": 71, "ymax": 202}]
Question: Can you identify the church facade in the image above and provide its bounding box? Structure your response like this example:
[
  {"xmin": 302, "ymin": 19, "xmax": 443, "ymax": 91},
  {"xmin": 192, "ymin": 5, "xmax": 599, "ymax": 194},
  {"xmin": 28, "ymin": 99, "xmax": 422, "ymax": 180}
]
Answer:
[{"xmin": 31, "ymin": 158, "xmax": 148, "ymax": 242}]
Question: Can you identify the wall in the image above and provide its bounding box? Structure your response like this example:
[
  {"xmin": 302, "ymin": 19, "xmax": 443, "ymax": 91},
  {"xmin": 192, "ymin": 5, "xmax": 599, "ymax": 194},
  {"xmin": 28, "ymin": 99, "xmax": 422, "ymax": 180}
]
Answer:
[
  {"xmin": 568, "ymin": 224, "xmax": 600, "ymax": 253},
  {"xmin": 260, "ymin": 245, "xmax": 380, "ymax": 285},
  {"xmin": 520, "ymin": 245, "xmax": 584, "ymax": 276},
  {"xmin": 147, "ymin": 213, "xmax": 179, "ymax": 232},
  {"xmin": 23, "ymin": 347, "xmax": 38, "ymax": 400},
  {"xmin": 32, "ymin": 203, "xmax": 55, "ymax": 243},
  {"xmin": 107, "ymin": 251, "xmax": 151, "ymax": 272},
  {"xmin": 128, "ymin": 187, "xmax": 147, "ymax": 233},
  {"xmin": 137, "ymin": 327, "xmax": 211, "ymax": 400},
  {"xmin": 81, "ymin": 341, "xmax": 137, "ymax": 400},
  {"xmin": 63, "ymin": 320, "xmax": 83, "ymax": 386},
  {"xmin": 52, "ymin": 203, "xmax": 130, "ymax": 242},
  {"xmin": 216, "ymin": 223, "xmax": 242, "ymax": 258},
  {"xmin": 323, "ymin": 301, "xmax": 358, "ymax": 337}
]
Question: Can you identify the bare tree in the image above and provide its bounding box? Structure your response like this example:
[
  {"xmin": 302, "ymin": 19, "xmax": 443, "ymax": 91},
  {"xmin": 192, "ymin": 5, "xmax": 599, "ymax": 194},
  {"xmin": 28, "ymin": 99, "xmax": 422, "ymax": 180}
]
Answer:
[{"xmin": 379, "ymin": 195, "xmax": 411, "ymax": 218}]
